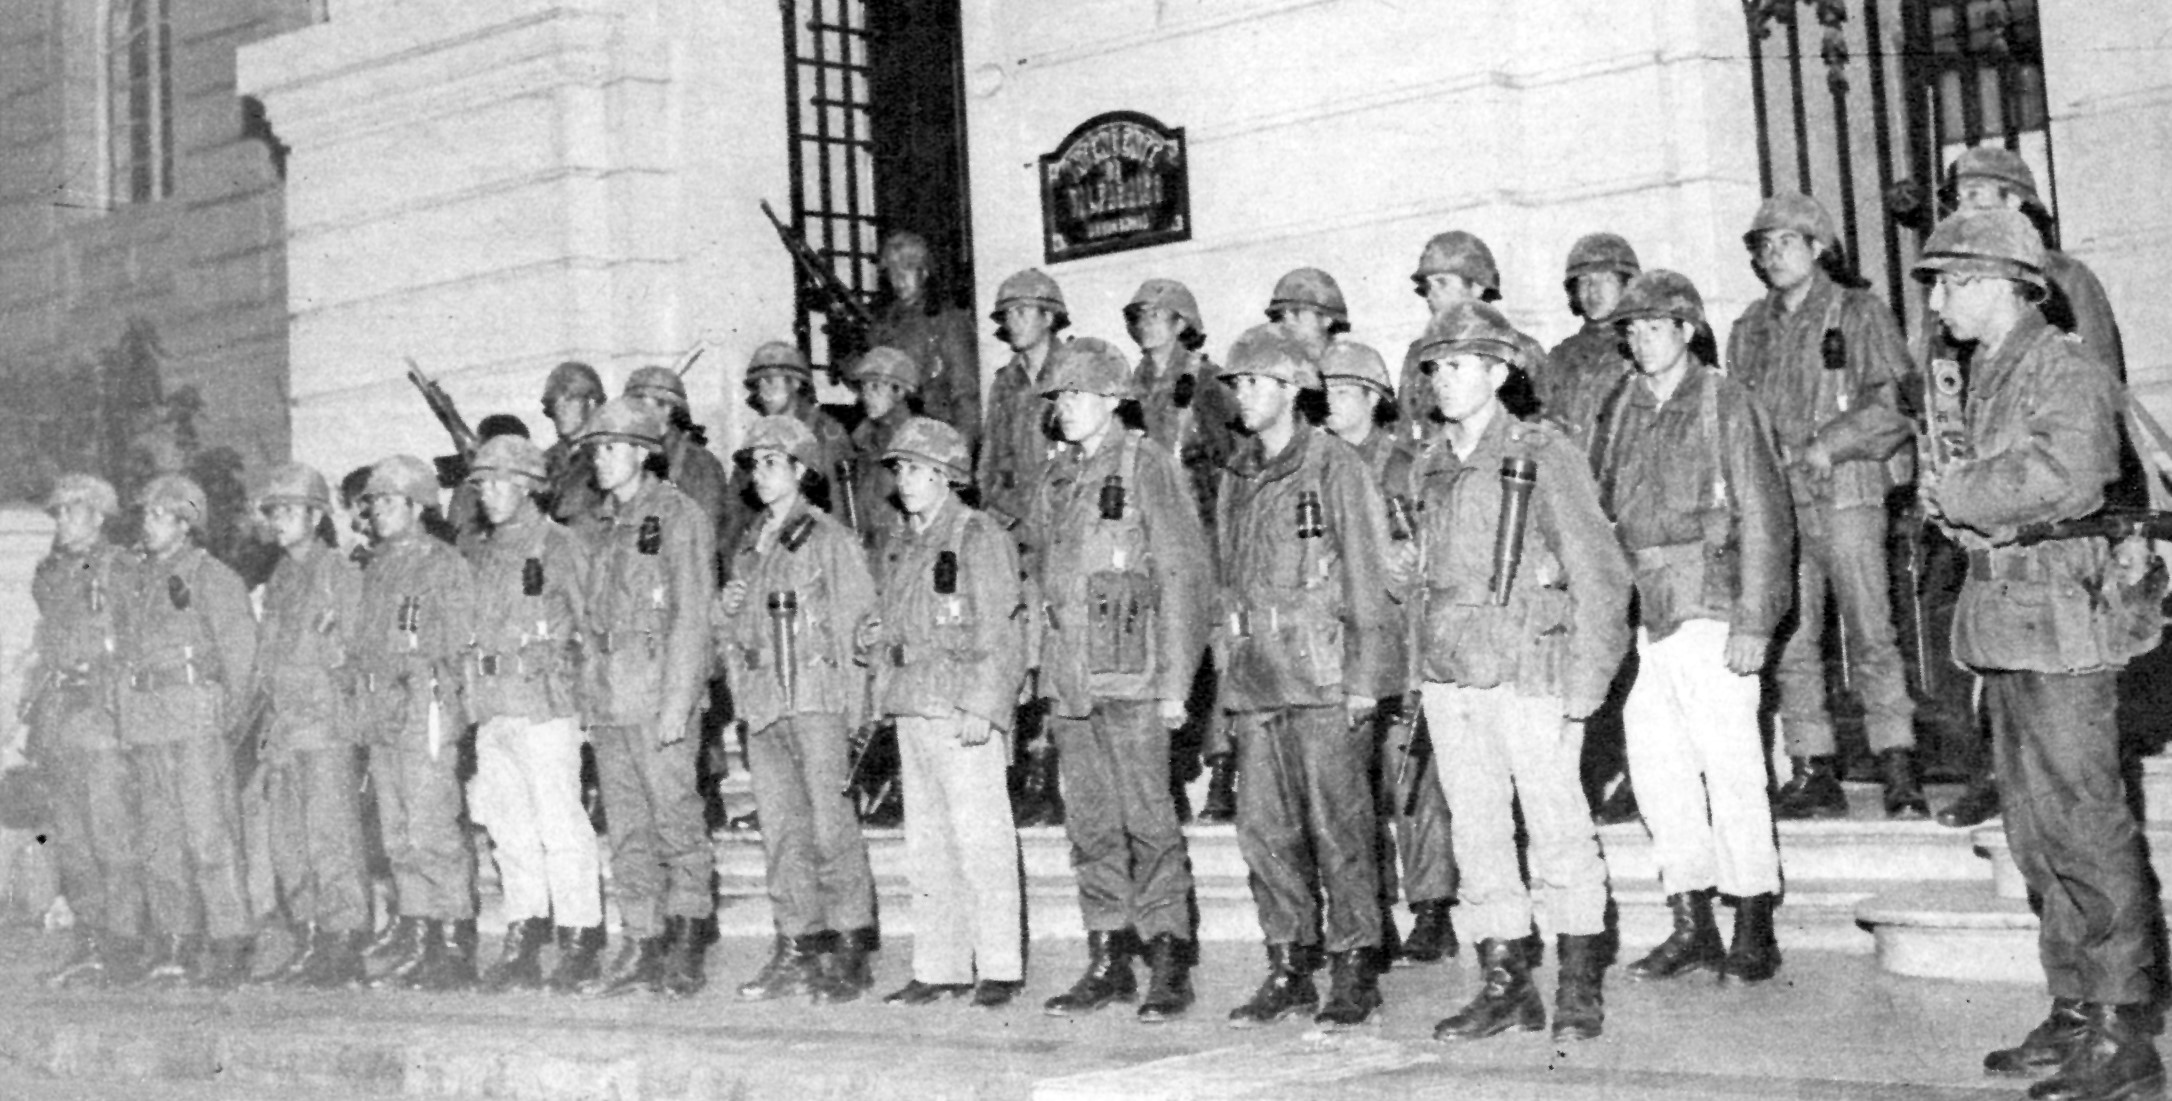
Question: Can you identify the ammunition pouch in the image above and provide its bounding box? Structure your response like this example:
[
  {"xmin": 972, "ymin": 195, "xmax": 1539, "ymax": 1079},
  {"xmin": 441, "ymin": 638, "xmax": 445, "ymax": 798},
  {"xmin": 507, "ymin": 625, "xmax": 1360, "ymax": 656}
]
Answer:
[
  {"xmin": 1222, "ymin": 587, "xmax": 1344, "ymax": 690},
  {"xmin": 1630, "ymin": 540, "xmax": 1739, "ymax": 636},
  {"xmin": 1084, "ymin": 571, "xmax": 1155, "ymax": 676}
]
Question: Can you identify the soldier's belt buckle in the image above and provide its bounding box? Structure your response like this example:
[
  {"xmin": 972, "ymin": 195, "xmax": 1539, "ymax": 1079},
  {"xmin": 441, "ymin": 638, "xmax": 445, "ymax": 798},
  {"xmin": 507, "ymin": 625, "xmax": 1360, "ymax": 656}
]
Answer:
[
  {"xmin": 1228, "ymin": 608, "xmax": 1250, "ymax": 638},
  {"xmin": 887, "ymin": 643, "xmax": 907, "ymax": 668},
  {"xmin": 478, "ymin": 654, "xmax": 504, "ymax": 677}
]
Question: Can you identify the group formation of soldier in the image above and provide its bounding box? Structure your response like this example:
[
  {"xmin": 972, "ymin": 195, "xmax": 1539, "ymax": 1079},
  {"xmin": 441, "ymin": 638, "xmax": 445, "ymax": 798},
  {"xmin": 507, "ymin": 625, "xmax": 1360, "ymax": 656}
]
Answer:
[{"xmin": 20, "ymin": 144, "xmax": 2162, "ymax": 1100}]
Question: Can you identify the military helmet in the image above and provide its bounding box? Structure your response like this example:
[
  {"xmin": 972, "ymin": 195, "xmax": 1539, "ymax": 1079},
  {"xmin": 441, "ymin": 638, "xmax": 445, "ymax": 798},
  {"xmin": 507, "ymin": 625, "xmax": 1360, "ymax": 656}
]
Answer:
[
  {"xmin": 1951, "ymin": 146, "xmax": 2039, "ymax": 204},
  {"xmin": 1124, "ymin": 278, "xmax": 1203, "ymax": 334},
  {"xmin": 139, "ymin": 473, "xmax": 209, "ymax": 529},
  {"xmin": 1219, "ymin": 324, "xmax": 1323, "ymax": 389},
  {"xmin": 1411, "ymin": 301, "xmax": 1523, "ymax": 367},
  {"xmin": 851, "ymin": 345, "xmax": 923, "ymax": 392},
  {"xmin": 1563, "ymin": 232, "xmax": 1642, "ymax": 285},
  {"xmin": 1038, "ymin": 337, "xmax": 1139, "ymax": 399},
  {"xmin": 543, "ymin": 360, "xmax": 604, "ymax": 409},
  {"xmin": 1318, "ymin": 341, "xmax": 1393, "ymax": 399},
  {"xmin": 1266, "ymin": 267, "xmax": 1349, "ymax": 324},
  {"xmin": 1410, "ymin": 231, "xmax": 1501, "ymax": 297},
  {"xmin": 881, "ymin": 416, "xmax": 971, "ymax": 483},
  {"xmin": 361, "ymin": 455, "xmax": 440, "ymax": 506},
  {"xmin": 736, "ymin": 414, "xmax": 822, "ymax": 470},
  {"xmin": 467, "ymin": 435, "xmax": 549, "ymax": 487},
  {"xmin": 1912, "ymin": 208, "xmax": 2048, "ymax": 294},
  {"xmin": 880, "ymin": 229, "xmax": 930, "ymax": 270},
  {"xmin": 746, "ymin": 340, "xmax": 813, "ymax": 383},
  {"xmin": 624, "ymin": 364, "xmax": 689, "ymax": 408},
  {"xmin": 1610, "ymin": 269, "xmax": 1708, "ymax": 328},
  {"xmin": 45, "ymin": 473, "xmax": 119, "ymax": 519},
  {"xmin": 256, "ymin": 462, "xmax": 333, "ymax": 512},
  {"xmin": 990, "ymin": 268, "xmax": 1068, "ymax": 323},
  {"xmin": 1744, "ymin": 190, "xmax": 1838, "ymax": 249},
  {"xmin": 577, "ymin": 396, "xmax": 665, "ymax": 452}
]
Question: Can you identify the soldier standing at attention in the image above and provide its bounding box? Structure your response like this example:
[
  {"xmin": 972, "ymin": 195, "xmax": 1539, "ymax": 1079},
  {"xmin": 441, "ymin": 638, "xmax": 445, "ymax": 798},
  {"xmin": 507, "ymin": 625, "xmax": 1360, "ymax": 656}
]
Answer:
[
  {"xmin": 1401, "ymin": 303, "xmax": 1630, "ymax": 1044},
  {"xmin": 1318, "ymin": 341, "xmax": 1460, "ymax": 968},
  {"xmin": 623, "ymin": 365, "xmax": 731, "ymax": 532},
  {"xmin": 719, "ymin": 415, "xmax": 881, "ymax": 1005},
  {"xmin": 462, "ymin": 436, "xmax": 605, "ymax": 994},
  {"xmin": 1728, "ymin": 191, "xmax": 1924, "ymax": 820},
  {"xmin": 842, "ymin": 346, "xmax": 923, "ymax": 559},
  {"xmin": 119, "ymin": 474, "xmax": 258, "ymax": 988},
  {"xmin": 1915, "ymin": 208, "xmax": 2164, "ymax": 1101},
  {"xmin": 351, "ymin": 456, "xmax": 479, "ymax": 992},
  {"xmin": 1264, "ymin": 267, "xmax": 1349, "ymax": 361},
  {"xmin": 1597, "ymin": 271, "xmax": 1793, "ymax": 987},
  {"xmin": 1215, "ymin": 325, "xmax": 1396, "ymax": 1031},
  {"xmin": 539, "ymin": 361, "xmax": 608, "ymax": 533},
  {"xmin": 720, "ymin": 342, "xmax": 853, "ymax": 570},
  {"xmin": 247, "ymin": 463, "xmax": 371, "ymax": 989},
  {"xmin": 867, "ymin": 230, "xmax": 981, "ymax": 449},
  {"xmin": 1123, "ymin": 278, "xmax": 1239, "ymax": 823},
  {"xmin": 1027, "ymin": 338, "xmax": 1210, "ymax": 1024},
  {"xmin": 576, "ymin": 398, "xmax": 719, "ymax": 998},
  {"xmin": 30, "ymin": 475, "xmax": 146, "ymax": 988},
  {"xmin": 866, "ymin": 417, "xmax": 1028, "ymax": 1010},
  {"xmin": 1399, "ymin": 232, "xmax": 1503, "ymax": 427},
  {"xmin": 1543, "ymin": 233, "xmax": 1641, "ymax": 450}
]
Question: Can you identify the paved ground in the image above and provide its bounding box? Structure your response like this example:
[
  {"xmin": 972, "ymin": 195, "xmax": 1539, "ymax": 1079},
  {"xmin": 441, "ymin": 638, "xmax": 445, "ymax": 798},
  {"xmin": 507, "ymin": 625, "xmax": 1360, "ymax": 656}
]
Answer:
[{"xmin": 0, "ymin": 924, "xmax": 2082, "ymax": 1101}]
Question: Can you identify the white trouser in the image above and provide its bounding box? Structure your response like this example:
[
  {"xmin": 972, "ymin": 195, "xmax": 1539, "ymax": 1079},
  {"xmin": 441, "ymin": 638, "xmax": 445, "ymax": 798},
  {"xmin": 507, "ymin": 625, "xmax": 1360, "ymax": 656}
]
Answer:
[
  {"xmin": 469, "ymin": 715, "xmax": 603, "ymax": 927},
  {"xmin": 896, "ymin": 715, "xmax": 1023, "ymax": 984}
]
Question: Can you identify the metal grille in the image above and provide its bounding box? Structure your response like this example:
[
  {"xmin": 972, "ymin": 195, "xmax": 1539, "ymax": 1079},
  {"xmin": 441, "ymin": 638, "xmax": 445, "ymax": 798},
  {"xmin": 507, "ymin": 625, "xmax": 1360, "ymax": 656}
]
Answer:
[
  {"xmin": 112, "ymin": 0, "xmax": 175, "ymax": 205},
  {"xmin": 780, "ymin": 0, "xmax": 878, "ymax": 376},
  {"xmin": 1903, "ymin": 0, "xmax": 2056, "ymax": 232}
]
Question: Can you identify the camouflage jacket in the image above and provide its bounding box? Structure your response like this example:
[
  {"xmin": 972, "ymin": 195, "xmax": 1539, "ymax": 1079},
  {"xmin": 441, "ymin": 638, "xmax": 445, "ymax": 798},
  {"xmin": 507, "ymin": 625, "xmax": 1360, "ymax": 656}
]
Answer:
[
  {"xmin": 28, "ymin": 541, "xmax": 131, "ymax": 751},
  {"xmin": 117, "ymin": 543, "xmax": 256, "ymax": 747},
  {"xmin": 868, "ymin": 496, "xmax": 1025, "ymax": 730},
  {"xmin": 720, "ymin": 501, "xmax": 877, "ymax": 733},
  {"xmin": 542, "ymin": 437, "xmax": 606, "ymax": 535},
  {"xmin": 665, "ymin": 430, "xmax": 732, "ymax": 536},
  {"xmin": 718, "ymin": 402, "xmax": 854, "ymax": 577},
  {"xmin": 580, "ymin": 475, "xmax": 717, "ymax": 731},
  {"xmin": 466, "ymin": 508, "xmax": 589, "ymax": 723},
  {"xmin": 255, "ymin": 542, "xmax": 364, "ymax": 753},
  {"xmin": 870, "ymin": 303, "xmax": 982, "ymax": 449},
  {"xmin": 1213, "ymin": 423, "xmax": 1395, "ymax": 711},
  {"xmin": 979, "ymin": 347, "xmax": 1059, "ymax": 527},
  {"xmin": 844, "ymin": 404, "xmax": 911, "ymax": 563},
  {"xmin": 1543, "ymin": 319, "xmax": 1633, "ymax": 453},
  {"xmin": 352, "ymin": 531, "xmax": 475, "ymax": 746},
  {"xmin": 1133, "ymin": 347, "xmax": 1239, "ymax": 542}
]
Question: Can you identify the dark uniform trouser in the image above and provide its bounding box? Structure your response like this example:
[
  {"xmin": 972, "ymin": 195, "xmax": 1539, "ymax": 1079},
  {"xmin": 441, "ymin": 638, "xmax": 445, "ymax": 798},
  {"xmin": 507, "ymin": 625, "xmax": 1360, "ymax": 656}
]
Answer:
[
  {"xmin": 1234, "ymin": 705, "xmax": 1380, "ymax": 953},
  {"xmin": 1777, "ymin": 503, "xmax": 1916, "ymax": 755},
  {"xmin": 1052, "ymin": 699, "xmax": 1195, "ymax": 940},
  {"xmin": 266, "ymin": 747, "xmax": 370, "ymax": 932},
  {"xmin": 47, "ymin": 744, "xmax": 142, "ymax": 938},
  {"xmin": 591, "ymin": 721, "xmax": 714, "ymax": 938},
  {"xmin": 132, "ymin": 737, "xmax": 252, "ymax": 938},
  {"xmin": 746, "ymin": 713, "xmax": 875, "ymax": 938},
  {"xmin": 1989, "ymin": 669, "xmax": 2156, "ymax": 1005},
  {"xmin": 1371, "ymin": 702, "xmax": 1456, "ymax": 908},
  {"xmin": 366, "ymin": 742, "xmax": 475, "ymax": 921}
]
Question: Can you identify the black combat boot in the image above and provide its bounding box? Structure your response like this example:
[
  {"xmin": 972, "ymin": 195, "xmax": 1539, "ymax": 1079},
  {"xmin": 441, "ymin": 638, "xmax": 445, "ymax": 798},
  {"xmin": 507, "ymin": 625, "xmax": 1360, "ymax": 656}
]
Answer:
[
  {"xmin": 1374, "ymin": 902, "xmax": 1404, "ymax": 969},
  {"xmin": 971, "ymin": 978, "xmax": 1023, "ymax": 1009},
  {"xmin": 1717, "ymin": 893, "xmax": 1781, "ymax": 985},
  {"xmin": 543, "ymin": 926, "xmax": 604, "ymax": 994},
  {"xmin": 1227, "ymin": 943, "xmax": 1319, "ymax": 1028},
  {"xmin": 1013, "ymin": 750, "xmax": 1065, "ymax": 828},
  {"xmin": 369, "ymin": 917, "xmax": 434, "ymax": 989},
  {"xmin": 1880, "ymin": 748, "xmax": 1929, "ymax": 819},
  {"xmin": 1553, "ymin": 934, "xmax": 1606, "ymax": 1041},
  {"xmin": 738, "ymin": 933, "xmax": 817, "ymax": 1001},
  {"xmin": 191, "ymin": 936, "xmax": 255, "ymax": 990},
  {"xmin": 660, "ymin": 916, "xmax": 712, "ymax": 998},
  {"xmin": 362, "ymin": 911, "xmax": 408, "ymax": 962},
  {"xmin": 480, "ymin": 917, "xmax": 551, "ymax": 993},
  {"xmin": 1402, "ymin": 899, "xmax": 1458, "ymax": 963},
  {"xmin": 1627, "ymin": 888, "xmax": 1725, "ymax": 980},
  {"xmin": 142, "ymin": 933, "xmax": 201, "ymax": 986},
  {"xmin": 255, "ymin": 923, "xmax": 322, "ymax": 986},
  {"xmin": 1939, "ymin": 775, "xmax": 2002, "ymax": 828},
  {"xmin": 42, "ymin": 927, "xmax": 105, "ymax": 989},
  {"xmin": 810, "ymin": 930, "xmax": 876, "ymax": 1005},
  {"xmin": 881, "ymin": 979, "xmax": 973, "ymax": 1006},
  {"xmin": 1314, "ymin": 949, "xmax": 1382, "ymax": 1030},
  {"xmin": 410, "ymin": 919, "xmax": 475, "ymax": 992},
  {"xmin": 2027, "ymin": 1002, "xmax": 2166, "ymax": 1101},
  {"xmin": 1434, "ymin": 938, "xmax": 1545, "ymax": 1041},
  {"xmin": 1772, "ymin": 756, "xmax": 1849, "ymax": 820},
  {"xmin": 302, "ymin": 929, "xmax": 368, "ymax": 989},
  {"xmin": 584, "ymin": 931, "xmax": 667, "ymax": 997},
  {"xmin": 1043, "ymin": 929, "xmax": 1137, "ymax": 1016},
  {"xmin": 1987, "ymin": 998, "xmax": 2089, "ymax": 1077},
  {"xmin": 1197, "ymin": 755, "xmax": 1238, "ymax": 824},
  {"xmin": 1592, "ymin": 774, "xmax": 1641, "ymax": 826},
  {"xmin": 1136, "ymin": 933, "xmax": 1194, "ymax": 1024}
]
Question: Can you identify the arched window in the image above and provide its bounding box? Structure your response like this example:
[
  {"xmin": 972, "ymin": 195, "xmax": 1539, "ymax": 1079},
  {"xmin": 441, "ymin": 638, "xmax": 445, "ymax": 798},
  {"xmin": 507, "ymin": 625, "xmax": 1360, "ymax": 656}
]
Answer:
[{"xmin": 109, "ymin": 0, "xmax": 174, "ymax": 204}]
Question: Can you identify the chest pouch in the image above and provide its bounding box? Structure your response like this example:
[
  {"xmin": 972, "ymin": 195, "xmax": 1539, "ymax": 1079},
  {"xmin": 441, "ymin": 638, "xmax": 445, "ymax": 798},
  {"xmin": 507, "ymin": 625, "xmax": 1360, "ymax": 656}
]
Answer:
[
  {"xmin": 637, "ymin": 516, "xmax": 662, "ymax": 556},
  {"xmin": 1086, "ymin": 571, "xmax": 1154, "ymax": 675},
  {"xmin": 167, "ymin": 574, "xmax": 191, "ymax": 611}
]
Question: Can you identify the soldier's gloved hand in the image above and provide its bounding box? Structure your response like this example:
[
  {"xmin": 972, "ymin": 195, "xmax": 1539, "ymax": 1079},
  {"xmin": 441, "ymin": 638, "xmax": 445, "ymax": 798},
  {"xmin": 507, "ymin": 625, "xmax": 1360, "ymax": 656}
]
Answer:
[
  {"xmin": 1723, "ymin": 632, "xmax": 1771, "ymax": 677},
  {"xmin": 1796, "ymin": 438, "xmax": 1836, "ymax": 481},
  {"xmin": 1345, "ymin": 693, "xmax": 1377, "ymax": 720},
  {"xmin": 718, "ymin": 578, "xmax": 749, "ymax": 618},
  {"xmin": 1158, "ymin": 698, "xmax": 1187, "ymax": 729},
  {"xmin": 956, "ymin": 716, "xmax": 994, "ymax": 747}
]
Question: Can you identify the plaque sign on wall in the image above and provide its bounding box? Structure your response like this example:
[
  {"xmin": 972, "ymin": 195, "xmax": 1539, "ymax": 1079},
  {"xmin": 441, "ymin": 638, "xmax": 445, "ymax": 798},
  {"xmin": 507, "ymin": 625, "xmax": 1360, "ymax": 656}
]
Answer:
[{"xmin": 1039, "ymin": 111, "xmax": 1191, "ymax": 264}]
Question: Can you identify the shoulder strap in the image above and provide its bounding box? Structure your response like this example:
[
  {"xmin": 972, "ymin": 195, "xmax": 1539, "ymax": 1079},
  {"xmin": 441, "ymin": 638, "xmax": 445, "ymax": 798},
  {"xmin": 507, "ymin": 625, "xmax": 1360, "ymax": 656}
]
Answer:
[
  {"xmin": 2123, "ymin": 391, "xmax": 2172, "ymax": 500},
  {"xmin": 1700, "ymin": 367, "xmax": 1727, "ymax": 510}
]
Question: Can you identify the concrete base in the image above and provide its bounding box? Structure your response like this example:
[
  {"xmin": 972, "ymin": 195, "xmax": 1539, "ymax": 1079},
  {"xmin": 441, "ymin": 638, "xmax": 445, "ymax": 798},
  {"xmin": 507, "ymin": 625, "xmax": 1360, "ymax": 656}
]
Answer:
[{"xmin": 1856, "ymin": 883, "xmax": 2043, "ymax": 986}]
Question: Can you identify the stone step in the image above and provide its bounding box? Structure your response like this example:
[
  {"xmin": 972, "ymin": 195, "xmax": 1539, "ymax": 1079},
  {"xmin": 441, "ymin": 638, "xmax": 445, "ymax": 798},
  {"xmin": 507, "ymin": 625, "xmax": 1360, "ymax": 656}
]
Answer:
[
  {"xmin": 1969, "ymin": 822, "xmax": 2172, "ymax": 901},
  {"xmin": 1854, "ymin": 881, "xmax": 2042, "ymax": 986},
  {"xmin": 2144, "ymin": 753, "xmax": 2172, "ymax": 823}
]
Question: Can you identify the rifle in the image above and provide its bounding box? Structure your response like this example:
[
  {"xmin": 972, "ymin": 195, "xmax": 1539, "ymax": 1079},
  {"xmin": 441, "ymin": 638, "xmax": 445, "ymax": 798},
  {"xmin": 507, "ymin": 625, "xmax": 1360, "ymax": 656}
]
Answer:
[
  {"xmin": 227, "ymin": 686, "xmax": 275, "ymax": 795},
  {"xmin": 760, "ymin": 200, "xmax": 875, "ymax": 378},
  {"xmin": 404, "ymin": 357, "xmax": 479, "ymax": 482},
  {"xmin": 2013, "ymin": 510, "xmax": 2172, "ymax": 548},
  {"xmin": 671, "ymin": 344, "xmax": 706, "ymax": 379}
]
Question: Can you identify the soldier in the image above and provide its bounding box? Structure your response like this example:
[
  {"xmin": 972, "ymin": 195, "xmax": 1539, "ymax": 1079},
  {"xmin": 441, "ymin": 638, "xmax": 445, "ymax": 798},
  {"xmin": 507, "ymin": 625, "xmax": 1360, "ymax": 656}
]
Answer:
[
  {"xmin": 1400, "ymin": 303, "xmax": 1630, "ymax": 1043},
  {"xmin": 575, "ymin": 398, "xmax": 719, "ymax": 997},
  {"xmin": 718, "ymin": 415, "xmax": 881, "ymax": 1005},
  {"xmin": 721, "ymin": 341, "xmax": 853, "ymax": 570},
  {"xmin": 1123, "ymin": 278, "xmax": 1238, "ymax": 824},
  {"xmin": 1914, "ymin": 208, "xmax": 2164, "ymax": 1101},
  {"xmin": 446, "ymin": 414, "xmax": 531, "ymax": 553},
  {"xmin": 247, "ymin": 463, "xmax": 371, "ymax": 989},
  {"xmin": 1214, "ymin": 325, "xmax": 1396, "ymax": 1031},
  {"xmin": 1265, "ymin": 267, "xmax": 1350, "ymax": 361},
  {"xmin": 29, "ymin": 474, "xmax": 146, "ymax": 987},
  {"xmin": 350, "ymin": 455, "xmax": 479, "ymax": 991},
  {"xmin": 1026, "ymin": 338, "xmax": 1210, "ymax": 1024},
  {"xmin": 118, "ymin": 474, "xmax": 258, "ymax": 987},
  {"xmin": 1596, "ymin": 271, "xmax": 1793, "ymax": 987},
  {"xmin": 842, "ymin": 346, "xmax": 923, "ymax": 558},
  {"xmin": 461, "ymin": 436, "xmax": 605, "ymax": 994},
  {"xmin": 1728, "ymin": 190, "xmax": 1923, "ymax": 820},
  {"xmin": 1318, "ymin": 341, "xmax": 1461, "ymax": 968},
  {"xmin": 866, "ymin": 417, "xmax": 1029, "ymax": 1010},
  {"xmin": 623, "ymin": 365, "xmax": 731, "ymax": 531},
  {"xmin": 867, "ymin": 230, "xmax": 982, "ymax": 448},
  {"xmin": 1399, "ymin": 231, "xmax": 1503, "ymax": 427},
  {"xmin": 540, "ymin": 361, "xmax": 608, "ymax": 533}
]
